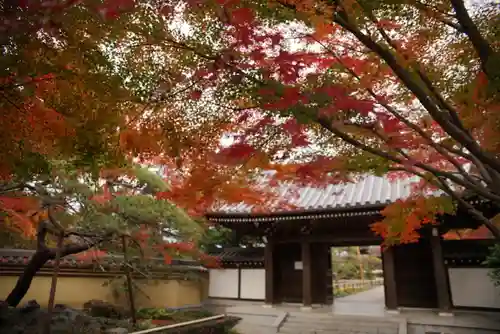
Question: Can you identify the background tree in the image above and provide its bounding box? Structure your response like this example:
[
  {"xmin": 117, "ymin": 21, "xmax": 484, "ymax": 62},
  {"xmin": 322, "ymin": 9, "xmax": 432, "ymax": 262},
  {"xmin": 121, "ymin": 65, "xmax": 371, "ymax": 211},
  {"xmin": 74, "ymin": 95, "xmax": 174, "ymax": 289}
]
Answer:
[
  {"xmin": 1, "ymin": 164, "xmax": 210, "ymax": 307},
  {"xmin": 332, "ymin": 247, "xmax": 382, "ymax": 280}
]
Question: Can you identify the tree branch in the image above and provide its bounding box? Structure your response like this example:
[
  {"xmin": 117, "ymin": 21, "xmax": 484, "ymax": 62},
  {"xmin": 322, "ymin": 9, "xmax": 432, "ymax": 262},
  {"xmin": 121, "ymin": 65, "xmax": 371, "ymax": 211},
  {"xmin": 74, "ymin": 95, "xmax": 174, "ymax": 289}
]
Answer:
[
  {"xmin": 435, "ymin": 176, "xmax": 500, "ymax": 239},
  {"xmin": 413, "ymin": 1, "xmax": 465, "ymax": 32},
  {"xmin": 450, "ymin": 0, "xmax": 497, "ymax": 80},
  {"xmin": 5, "ymin": 226, "xmax": 114, "ymax": 307},
  {"xmin": 331, "ymin": 8, "xmax": 500, "ymax": 176},
  {"xmin": 312, "ymin": 36, "xmax": 486, "ymax": 190},
  {"xmin": 316, "ymin": 116, "xmax": 500, "ymax": 204}
]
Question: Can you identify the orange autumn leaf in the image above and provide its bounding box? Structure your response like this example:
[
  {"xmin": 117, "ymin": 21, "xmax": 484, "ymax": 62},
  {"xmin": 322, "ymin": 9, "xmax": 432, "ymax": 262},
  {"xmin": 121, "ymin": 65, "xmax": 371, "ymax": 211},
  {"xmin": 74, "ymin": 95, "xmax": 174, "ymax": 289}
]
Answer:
[{"xmin": 312, "ymin": 21, "xmax": 336, "ymax": 40}]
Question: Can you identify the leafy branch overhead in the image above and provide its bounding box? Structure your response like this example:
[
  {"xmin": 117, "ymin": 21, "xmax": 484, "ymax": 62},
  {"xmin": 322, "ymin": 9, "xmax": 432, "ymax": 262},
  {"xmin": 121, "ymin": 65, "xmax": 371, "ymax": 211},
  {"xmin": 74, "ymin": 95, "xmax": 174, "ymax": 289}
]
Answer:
[{"xmin": 1, "ymin": 0, "xmax": 500, "ymax": 254}]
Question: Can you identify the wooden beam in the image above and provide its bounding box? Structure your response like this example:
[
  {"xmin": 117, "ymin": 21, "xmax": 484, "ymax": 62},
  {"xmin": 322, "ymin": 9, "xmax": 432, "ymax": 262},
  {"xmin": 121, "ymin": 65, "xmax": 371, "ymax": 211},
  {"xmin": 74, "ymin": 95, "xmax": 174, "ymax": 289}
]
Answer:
[
  {"xmin": 430, "ymin": 228, "xmax": 453, "ymax": 313},
  {"xmin": 382, "ymin": 247, "xmax": 398, "ymax": 311},
  {"xmin": 302, "ymin": 241, "xmax": 312, "ymax": 308},
  {"xmin": 274, "ymin": 235, "xmax": 381, "ymax": 244},
  {"xmin": 264, "ymin": 240, "xmax": 274, "ymax": 305}
]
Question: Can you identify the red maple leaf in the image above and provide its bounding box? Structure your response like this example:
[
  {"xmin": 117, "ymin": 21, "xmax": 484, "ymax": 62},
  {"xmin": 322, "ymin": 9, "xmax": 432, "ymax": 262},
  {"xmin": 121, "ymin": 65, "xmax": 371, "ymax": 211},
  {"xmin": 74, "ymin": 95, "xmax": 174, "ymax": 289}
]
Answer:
[
  {"xmin": 249, "ymin": 49, "xmax": 266, "ymax": 63},
  {"xmin": 190, "ymin": 90, "xmax": 203, "ymax": 100},
  {"xmin": 377, "ymin": 20, "xmax": 401, "ymax": 30},
  {"xmin": 237, "ymin": 111, "xmax": 251, "ymax": 122},
  {"xmin": 292, "ymin": 134, "xmax": 309, "ymax": 147},
  {"xmin": 75, "ymin": 250, "xmax": 107, "ymax": 262},
  {"xmin": 380, "ymin": 117, "xmax": 402, "ymax": 133},
  {"xmin": 160, "ymin": 5, "xmax": 174, "ymax": 16},
  {"xmin": 98, "ymin": 0, "xmax": 135, "ymax": 20},
  {"xmin": 269, "ymin": 34, "xmax": 282, "ymax": 46},
  {"xmin": 282, "ymin": 118, "xmax": 301, "ymax": 135},
  {"xmin": 231, "ymin": 7, "xmax": 254, "ymax": 26}
]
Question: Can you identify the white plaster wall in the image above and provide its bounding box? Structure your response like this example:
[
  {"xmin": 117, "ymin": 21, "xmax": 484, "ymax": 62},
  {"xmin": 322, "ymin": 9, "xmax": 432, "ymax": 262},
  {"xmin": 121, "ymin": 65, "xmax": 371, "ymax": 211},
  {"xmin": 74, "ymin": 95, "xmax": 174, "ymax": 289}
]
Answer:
[
  {"xmin": 448, "ymin": 268, "xmax": 500, "ymax": 309},
  {"xmin": 208, "ymin": 269, "xmax": 239, "ymax": 298},
  {"xmin": 240, "ymin": 269, "xmax": 265, "ymax": 300}
]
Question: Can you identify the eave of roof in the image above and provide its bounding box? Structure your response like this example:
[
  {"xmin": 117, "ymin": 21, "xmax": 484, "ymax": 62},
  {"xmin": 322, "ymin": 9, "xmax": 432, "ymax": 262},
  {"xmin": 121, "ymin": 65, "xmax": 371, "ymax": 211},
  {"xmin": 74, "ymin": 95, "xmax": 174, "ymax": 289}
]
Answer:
[
  {"xmin": 0, "ymin": 248, "xmax": 207, "ymax": 272},
  {"xmin": 207, "ymin": 204, "xmax": 385, "ymax": 223},
  {"xmin": 208, "ymin": 247, "xmax": 264, "ymax": 262}
]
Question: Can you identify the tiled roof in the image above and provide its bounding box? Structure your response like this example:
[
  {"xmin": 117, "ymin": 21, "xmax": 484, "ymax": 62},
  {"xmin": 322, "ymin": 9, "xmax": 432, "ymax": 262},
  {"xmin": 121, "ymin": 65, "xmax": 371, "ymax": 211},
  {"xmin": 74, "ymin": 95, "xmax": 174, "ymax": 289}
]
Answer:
[
  {"xmin": 209, "ymin": 174, "xmax": 442, "ymax": 216},
  {"xmin": 0, "ymin": 249, "xmax": 206, "ymax": 271}
]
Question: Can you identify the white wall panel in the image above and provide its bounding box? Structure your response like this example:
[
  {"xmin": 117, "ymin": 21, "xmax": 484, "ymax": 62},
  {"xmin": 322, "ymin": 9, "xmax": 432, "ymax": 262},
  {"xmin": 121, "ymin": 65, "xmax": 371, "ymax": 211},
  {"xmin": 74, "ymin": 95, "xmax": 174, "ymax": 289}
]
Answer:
[
  {"xmin": 208, "ymin": 269, "xmax": 239, "ymax": 298},
  {"xmin": 449, "ymin": 268, "xmax": 500, "ymax": 309},
  {"xmin": 240, "ymin": 269, "xmax": 265, "ymax": 300}
]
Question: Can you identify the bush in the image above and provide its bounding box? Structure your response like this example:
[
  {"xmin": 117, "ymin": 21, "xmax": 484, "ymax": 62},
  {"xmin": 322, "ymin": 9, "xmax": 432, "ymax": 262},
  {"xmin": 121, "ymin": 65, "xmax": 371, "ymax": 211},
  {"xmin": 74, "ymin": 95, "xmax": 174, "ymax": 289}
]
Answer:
[
  {"xmin": 136, "ymin": 308, "xmax": 214, "ymax": 322},
  {"xmin": 82, "ymin": 300, "xmax": 127, "ymax": 319},
  {"xmin": 484, "ymin": 244, "xmax": 500, "ymax": 286}
]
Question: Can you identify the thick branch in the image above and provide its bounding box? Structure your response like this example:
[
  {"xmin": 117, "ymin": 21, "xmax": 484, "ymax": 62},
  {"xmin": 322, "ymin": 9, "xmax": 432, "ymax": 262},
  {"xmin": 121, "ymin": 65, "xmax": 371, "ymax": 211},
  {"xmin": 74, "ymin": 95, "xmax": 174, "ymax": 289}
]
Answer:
[
  {"xmin": 332, "ymin": 11, "xmax": 500, "ymax": 176},
  {"xmin": 450, "ymin": 0, "xmax": 497, "ymax": 80},
  {"xmin": 413, "ymin": 1, "xmax": 465, "ymax": 32},
  {"xmin": 316, "ymin": 116, "xmax": 500, "ymax": 205},
  {"xmin": 357, "ymin": 0, "xmax": 472, "ymax": 137},
  {"xmin": 5, "ymin": 227, "xmax": 112, "ymax": 307},
  {"xmin": 314, "ymin": 37, "xmax": 483, "ymax": 189},
  {"xmin": 436, "ymin": 176, "xmax": 500, "ymax": 239}
]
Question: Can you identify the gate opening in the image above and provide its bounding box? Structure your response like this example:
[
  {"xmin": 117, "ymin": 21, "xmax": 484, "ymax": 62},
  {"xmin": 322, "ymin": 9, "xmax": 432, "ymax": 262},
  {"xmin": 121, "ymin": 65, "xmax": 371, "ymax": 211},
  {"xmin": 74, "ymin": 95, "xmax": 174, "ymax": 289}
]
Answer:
[{"xmin": 330, "ymin": 245, "xmax": 385, "ymax": 316}]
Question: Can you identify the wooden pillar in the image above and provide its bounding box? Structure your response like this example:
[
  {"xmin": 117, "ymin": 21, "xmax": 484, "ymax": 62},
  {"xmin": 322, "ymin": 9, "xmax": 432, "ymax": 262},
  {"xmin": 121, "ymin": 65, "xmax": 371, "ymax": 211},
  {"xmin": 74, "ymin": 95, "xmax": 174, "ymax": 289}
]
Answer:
[
  {"xmin": 325, "ymin": 245, "xmax": 334, "ymax": 305},
  {"xmin": 302, "ymin": 241, "xmax": 312, "ymax": 309},
  {"xmin": 237, "ymin": 266, "xmax": 242, "ymax": 299},
  {"xmin": 264, "ymin": 240, "xmax": 275, "ymax": 306},
  {"xmin": 430, "ymin": 228, "xmax": 453, "ymax": 314},
  {"xmin": 382, "ymin": 246, "xmax": 398, "ymax": 312}
]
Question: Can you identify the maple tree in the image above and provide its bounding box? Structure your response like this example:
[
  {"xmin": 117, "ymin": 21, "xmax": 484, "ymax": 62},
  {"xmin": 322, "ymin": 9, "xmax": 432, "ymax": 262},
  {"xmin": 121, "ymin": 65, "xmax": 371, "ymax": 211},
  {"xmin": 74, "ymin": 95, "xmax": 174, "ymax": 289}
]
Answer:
[
  {"xmin": 1, "ymin": 0, "xmax": 299, "ymax": 212},
  {"xmin": 0, "ymin": 0, "xmax": 298, "ymax": 308},
  {"xmin": 0, "ymin": 164, "xmax": 220, "ymax": 307},
  {"xmin": 1, "ymin": 0, "xmax": 499, "ymax": 287},
  {"xmin": 112, "ymin": 0, "xmax": 498, "ymax": 245}
]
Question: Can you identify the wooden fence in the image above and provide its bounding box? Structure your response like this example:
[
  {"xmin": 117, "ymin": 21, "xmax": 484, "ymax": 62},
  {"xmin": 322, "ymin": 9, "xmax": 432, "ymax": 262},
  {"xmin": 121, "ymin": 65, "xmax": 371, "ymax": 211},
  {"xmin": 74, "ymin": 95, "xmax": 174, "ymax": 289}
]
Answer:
[{"xmin": 333, "ymin": 279, "xmax": 384, "ymax": 297}]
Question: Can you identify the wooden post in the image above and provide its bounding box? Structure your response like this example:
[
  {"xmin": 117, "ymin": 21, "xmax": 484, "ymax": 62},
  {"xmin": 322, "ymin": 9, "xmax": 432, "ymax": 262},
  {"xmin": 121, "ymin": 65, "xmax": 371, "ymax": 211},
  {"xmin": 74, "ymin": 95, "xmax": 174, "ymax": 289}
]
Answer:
[
  {"xmin": 237, "ymin": 265, "xmax": 241, "ymax": 299},
  {"xmin": 45, "ymin": 231, "xmax": 64, "ymax": 334},
  {"xmin": 301, "ymin": 241, "xmax": 312, "ymax": 309},
  {"xmin": 430, "ymin": 228, "xmax": 453, "ymax": 315},
  {"xmin": 382, "ymin": 246, "xmax": 398, "ymax": 312},
  {"xmin": 122, "ymin": 235, "xmax": 137, "ymax": 324},
  {"xmin": 326, "ymin": 246, "xmax": 334, "ymax": 305},
  {"xmin": 264, "ymin": 240, "xmax": 274, "ymax": 306}
]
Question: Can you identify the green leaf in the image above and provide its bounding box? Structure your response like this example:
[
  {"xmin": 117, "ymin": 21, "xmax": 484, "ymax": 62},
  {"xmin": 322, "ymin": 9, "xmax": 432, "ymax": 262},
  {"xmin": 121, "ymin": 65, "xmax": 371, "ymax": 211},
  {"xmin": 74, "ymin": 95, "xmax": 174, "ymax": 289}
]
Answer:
[{"xmin": 132, "ymin": 166, "xmax": 170, "ymax": 192}]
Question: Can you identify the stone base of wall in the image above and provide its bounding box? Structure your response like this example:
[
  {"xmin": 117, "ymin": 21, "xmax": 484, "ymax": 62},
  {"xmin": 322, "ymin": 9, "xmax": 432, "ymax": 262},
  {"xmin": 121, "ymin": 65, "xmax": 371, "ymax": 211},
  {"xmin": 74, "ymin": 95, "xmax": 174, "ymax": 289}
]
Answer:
[{"xmin": 408, "ymin": 324, "xmax": 499, "ymax": 334}]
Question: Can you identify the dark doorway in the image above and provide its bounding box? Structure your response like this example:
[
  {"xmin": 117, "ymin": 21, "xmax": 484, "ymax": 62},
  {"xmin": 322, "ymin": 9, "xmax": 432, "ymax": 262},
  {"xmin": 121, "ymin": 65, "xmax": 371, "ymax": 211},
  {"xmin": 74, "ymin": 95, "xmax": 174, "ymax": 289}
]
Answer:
[
  {"xmin": 273, "ymin": 242, "xmax": 333, "ymax": 304},
  {"xmin": 393, "ymin": 241, "xmax": 438, "ymax": 308}
]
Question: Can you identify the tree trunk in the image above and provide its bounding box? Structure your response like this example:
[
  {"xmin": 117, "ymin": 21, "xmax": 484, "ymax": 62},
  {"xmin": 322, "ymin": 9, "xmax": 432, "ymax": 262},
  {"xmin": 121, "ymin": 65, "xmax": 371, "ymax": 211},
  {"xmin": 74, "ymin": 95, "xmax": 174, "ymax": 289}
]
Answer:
[
  {"xmin": 5, "ymin": 250, "xmax": 52, "ymax": 307},
  {"xmin": 5, "ymin": 243, "xmax": 102, "ymax": 307}
]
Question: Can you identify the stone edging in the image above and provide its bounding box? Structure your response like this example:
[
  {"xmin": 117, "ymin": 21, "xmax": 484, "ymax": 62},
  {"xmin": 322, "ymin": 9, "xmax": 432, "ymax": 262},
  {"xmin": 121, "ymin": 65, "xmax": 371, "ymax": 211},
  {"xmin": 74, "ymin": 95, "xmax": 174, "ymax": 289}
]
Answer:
[
  {"xmin": 130, "ymin": 315, "xmax": 226, "ymax": 334},
  {"xmin": 273, "ymin": 311, "xmax": 288, "ymax": 333}
]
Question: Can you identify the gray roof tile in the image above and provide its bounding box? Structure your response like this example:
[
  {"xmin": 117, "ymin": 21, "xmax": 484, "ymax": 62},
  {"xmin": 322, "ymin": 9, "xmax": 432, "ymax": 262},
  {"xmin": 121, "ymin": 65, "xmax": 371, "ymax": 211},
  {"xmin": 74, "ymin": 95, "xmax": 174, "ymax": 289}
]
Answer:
[{"xmin": 209, "ymin": 174, "xmax": 443, "ymax": 215}]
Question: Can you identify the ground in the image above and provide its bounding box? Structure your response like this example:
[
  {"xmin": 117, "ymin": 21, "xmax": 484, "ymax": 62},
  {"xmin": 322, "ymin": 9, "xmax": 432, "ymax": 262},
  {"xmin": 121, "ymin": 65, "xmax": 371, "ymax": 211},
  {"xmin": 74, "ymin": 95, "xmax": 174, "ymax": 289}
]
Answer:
[
  {"xmin": 206, "ymin": 286, "xmax": 500, "ymax": 334},
  {"xmin": 332, "ymin": 285, "xmax": 386, "ymax": 317}
]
